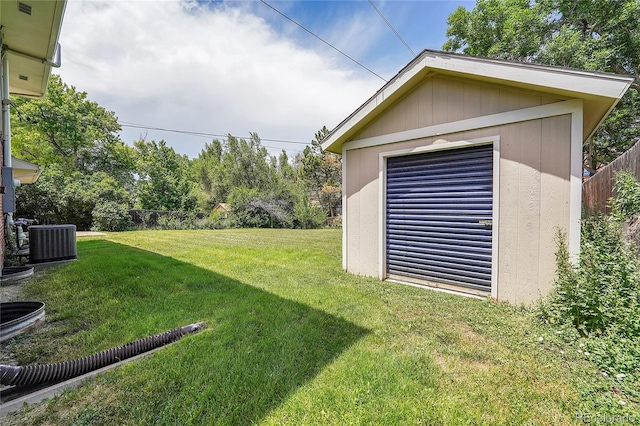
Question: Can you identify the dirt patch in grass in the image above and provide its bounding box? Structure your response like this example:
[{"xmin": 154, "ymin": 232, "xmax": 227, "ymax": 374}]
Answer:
[
  {"xmin": 434, "ymin": 351, "xmax": 492, "ymax": 373},
  {"xmin": 0, "ymin": 280, "xmax": 26, "ymax": 302}
]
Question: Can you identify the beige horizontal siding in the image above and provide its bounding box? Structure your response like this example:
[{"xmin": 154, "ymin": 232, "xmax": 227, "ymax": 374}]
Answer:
[{"xmin": 345, "ymin": 114, "xmax": 572, "ymax": 304}]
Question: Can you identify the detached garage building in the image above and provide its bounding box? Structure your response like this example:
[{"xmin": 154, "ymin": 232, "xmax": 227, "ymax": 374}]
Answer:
[{"xmin": 322, "ymin": 50, "xmax": 633, "ymax": 304}]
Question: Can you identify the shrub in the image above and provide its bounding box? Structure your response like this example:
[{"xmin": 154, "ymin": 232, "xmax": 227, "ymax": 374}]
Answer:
[
  {"xmin": 327, "ymin": 215, "xmax": 342, "ymax": 229},
  {"xmin": 91, "ymin": 201, "xmax": 132, "ymax": 232},
  {"xmin": 156, "ymin": 212, "xmax": 184, "ymax": 230},
  {"xmin": 17, "ymin": 168, "xmax": 133, "ymax": 230},
  {"xmin": 137, "ymin": 211, "xmax": 155, "ymax": 229},
  {"xmin": 538, "ymin": 171, "xmax": 640, "ymax": 376},
  {"xmin": 540, "ymin": 219, "xmax": 640, "ymax": 338},
  {"xmin": 228, "ymin": 187, "xmax": 292, "ymax": 228},
  {"xmin": 205, "ymin": 210, "xmax": 232, "ymax": 229},
  {"xmin": 293, "ymin": 193, "xmax": 327, "ymax": 229},
  {"xmin": 612, "ymin": 169, "xmax": 640, "ymax": 217}
]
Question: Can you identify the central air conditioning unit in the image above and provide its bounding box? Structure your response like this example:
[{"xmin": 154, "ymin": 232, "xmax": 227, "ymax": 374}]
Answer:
[{"xmin": 28, "ymin": 225, "xmax": 77, "ymax": 264}]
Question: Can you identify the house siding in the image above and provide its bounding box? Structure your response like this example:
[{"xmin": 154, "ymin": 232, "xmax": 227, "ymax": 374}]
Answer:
[
  {"xmin": 325, "ymin": 52, "xmax": 632, "ymax": 304},
  {"xmin": 352, "ymin": 75, "xmax": 563, "ymax": 141},
  {"xmin": 343, "ymin": 75, "xmax": 572, "ymax": 303}
]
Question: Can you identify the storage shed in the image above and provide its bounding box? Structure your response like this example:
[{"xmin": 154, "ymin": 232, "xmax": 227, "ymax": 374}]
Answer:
[{"xmin": 322, "ymin": 50, "xmax": 633, "ymax": 304}]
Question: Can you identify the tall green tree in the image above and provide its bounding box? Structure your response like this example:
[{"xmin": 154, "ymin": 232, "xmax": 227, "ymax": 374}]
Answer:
[
  {"xmin": 298, "ymin": 126, "xmax": 342, "ymax": 217},
  {"xmin": 193, "ymin": 133, "xmax": 326, "ymax": 229},
  {"xmin": 192, "ymin": 139, "xmax": 225, "ymax": 211},
  {"xmin": 193, "ymin": 134, "xmax": 276, "ymax": 211},
  {"xmin": 443, "ymin": 0, "xmax": 640, "ymax": 174},
  {"xmin": 133, "ymin": 139, "xmax": 197, "ymax": 211},
  {"xmin": 10, "ymin": 75, "xmax": 135, "ymax": 186},
  {"xmin": 12, "ymin": 75, "xmax": 136, "ymax": 229},
  {"xmin": 222, "ymin": 133, "xmax": 274, "ymax": 192},
  {"xmin": 215, "ymin": 134, "xmax": 296, "ymax": 228}
]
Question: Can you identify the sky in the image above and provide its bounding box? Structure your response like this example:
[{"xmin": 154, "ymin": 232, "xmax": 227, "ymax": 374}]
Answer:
[{"xmin": 55, "ymin": 0, "xmax": 475, "ymax": 158}]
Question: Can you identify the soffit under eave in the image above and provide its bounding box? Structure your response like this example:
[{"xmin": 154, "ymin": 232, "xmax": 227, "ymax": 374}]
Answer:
[
  {"xmin": 12, "ymin": 156, "xmax": 43, "ymax": 184},
  {"xmin": 1, "ymin": 0, "xmax": 66, "ymax": 98},
  {"xmin": 6, "ymin": 55, "xmax": 52, "ymax": 98}
]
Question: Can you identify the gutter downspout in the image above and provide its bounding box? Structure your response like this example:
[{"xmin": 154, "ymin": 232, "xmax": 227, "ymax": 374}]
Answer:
[
  {"xmin": 1, "ymin": 50, "xmax": 10, "ymax": 168},
  {"xmin": 2, "ymin": 50, "xmax": 16, "ymax": 260}
]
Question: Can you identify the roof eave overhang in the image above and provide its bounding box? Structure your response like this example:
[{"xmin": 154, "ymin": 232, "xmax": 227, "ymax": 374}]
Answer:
[
  {"xmin": 11, "ymin": 156, "xmax": 44, "ymax": 184},
  {"xmin": 1, "ymin": 0, "xmax": 67, "ymax": 98},
  {"xmin": 322, "ymin": 50, "xmax": 634, "ymax": 153}
]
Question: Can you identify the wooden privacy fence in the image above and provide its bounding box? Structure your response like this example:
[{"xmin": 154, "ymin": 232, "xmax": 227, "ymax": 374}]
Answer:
[{"xmin": 583, "ymin": 141, "xmax": 640, "ymax": 215}]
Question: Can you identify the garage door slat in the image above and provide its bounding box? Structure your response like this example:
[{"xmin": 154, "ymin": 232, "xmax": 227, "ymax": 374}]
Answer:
[
  {"xmin": 386, "ymin": 145, "xmax": 493, "ymax": 291},
  {"xmin": 387, "ymin": 249, "xmax": 490, "ymax": 268}
]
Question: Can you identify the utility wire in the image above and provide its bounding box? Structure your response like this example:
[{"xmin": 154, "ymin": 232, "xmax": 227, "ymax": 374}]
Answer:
[
  {"xmin": 258, "ymin": 0, "xmax": 388, "ymax": 83},
  {"xmin": 119, "ymin": 122, "xmax": 309, "ymax": 145},
  {"xmin": 368, "ymin": 0, "xmax": 416, "ymax": 58}
]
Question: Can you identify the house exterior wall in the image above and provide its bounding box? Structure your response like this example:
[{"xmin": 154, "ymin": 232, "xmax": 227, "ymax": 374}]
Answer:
[
  {"xmin": 343, "ymin": 75, "xmax": 574, "ymax": 304},
  {"xmin": 353, "ymin": 76, "xmax": 563, "ymax": 141}
]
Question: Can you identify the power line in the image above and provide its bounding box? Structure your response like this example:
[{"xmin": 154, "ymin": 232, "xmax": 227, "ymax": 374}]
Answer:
[
  {"xmin": 119, "ymin": 122, "xmax": 309, "ymax": 145},
  {"xmin": 119, "ymin": 121, "xmax": 307, "ymax": 152},
  {"xmin": 258, "ymin": 0, "xmax": 388, "ymax": 83},
  {"xmin": 368, "ymin": 0, "xmax": 416, "ymax": 58}
]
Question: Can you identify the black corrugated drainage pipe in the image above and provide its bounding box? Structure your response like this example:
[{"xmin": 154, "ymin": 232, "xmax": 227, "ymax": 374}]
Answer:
[{"xmin": 0, "ymin": 322, "xmax": 204, "ymax": 387}]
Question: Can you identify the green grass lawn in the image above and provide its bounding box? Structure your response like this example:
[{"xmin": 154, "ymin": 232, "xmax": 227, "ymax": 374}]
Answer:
[{"xmin": 2, "ymin": 229, "xmax": 634, "ymax": 424}]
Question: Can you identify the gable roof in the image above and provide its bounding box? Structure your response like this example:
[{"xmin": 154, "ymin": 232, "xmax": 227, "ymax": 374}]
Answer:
[
  {"xmin": 322, "ymin": 49, "xmax": 634, "ymax": 154},
  {"xmin": 214, "ymin": 203, "xmax": 232, "ymax": 212},
  {"xmin": 1, "ymin": 0, "xmax": 67, "ymax": 98}
]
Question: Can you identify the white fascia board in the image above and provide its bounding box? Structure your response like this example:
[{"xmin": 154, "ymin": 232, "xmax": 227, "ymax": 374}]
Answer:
[
  {"xmin": 341, "ymin": 144, "xmax": 347, "ymax": 271},
  {"xmin": 322, "ymin": 49, "xmax": 633, "ymax": 154},
  {"xmin": 321, "ymin": 64, "xmax": 432, "ymax": 153},
  {"xmin": 569, "ymin": 102, "xmax": 583, "ymax": 262},
  {"xmin": 424, "ymin": 51, "xmax": 633, "ymax": 99},
  {"xmin": 47, "ymin": 1, "xmax": 67, "ymax": 60},
  {"xmin": 38, "ymin": 0, "xmax": 66, "ymax": 96}
]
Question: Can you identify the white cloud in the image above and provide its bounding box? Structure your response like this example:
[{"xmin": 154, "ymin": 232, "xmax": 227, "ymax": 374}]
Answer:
[
  {"xmin": 323, "ymin": 7, "xmax": 388, "ymax": 67},
  {"xmin": 56, "ymin": 0, "xmax": 382, "ymax": 157}
]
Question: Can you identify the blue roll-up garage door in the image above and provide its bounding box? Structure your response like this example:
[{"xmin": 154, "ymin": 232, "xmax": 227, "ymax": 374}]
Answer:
[{"xmin": 386, "ymin": 144, "xmax": 493, "ymax": 292}]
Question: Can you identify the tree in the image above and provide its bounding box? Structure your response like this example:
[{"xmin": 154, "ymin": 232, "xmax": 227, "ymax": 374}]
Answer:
[
  {"xmin": 443, "ymin": 0, "xmax": 640, "ymax": 174},
  {"xmin": 222, "ymin": 133, "xmax": 274, "ymax": 192},
  {"xmin": 10, "ymin": 75, "xmax": 135, "ymax": 187},
  {"xmin": 16, "ymin": 168, "xmax": 132, "ymax": 230},
  {"xmin": 298, "ymin": 126, "xmax": 342, "ymax": 217},
  {"xmin": 192, "ymin": 133, "xmax": 329, "ymax": 229},
  {"xmin": 193, "ymin": 134, "xmax": 279, "ymax": 211},
  {"xmin": 192, "ymin": 139, "xmax": 224, "ymax": 210},
  {"xmin": 10, "ymin": 75, "xmax": 137, "ymax": 230},
  {"xmin": 277, "ymin": 150, "xmax": 295, "ymax": 181},
  {"xmin": 133, "ymin": 139, "xmax": 197, "ymax": 211}
]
